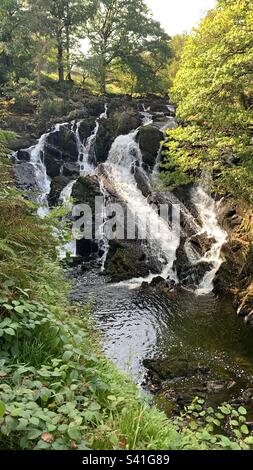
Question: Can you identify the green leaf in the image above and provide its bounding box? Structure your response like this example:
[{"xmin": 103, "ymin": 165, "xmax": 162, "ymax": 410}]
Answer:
[
  {"xmin": 241, "ymin": 425, "xmax": 249, "ymax": 435},
  {"xmin": 27, "ymin": 429, "xmax": 42, "ymax": 440},
  {"xmin": 14, "ymin": 306, "xmax": 24, "ymax": 314},
  {"xmin": 238, "ymin": 406, "xmax": 247, "ymax": 416},
  {"xmin": 5, "ymin": 328, "xmax": 15, "ymax": 336},
  {"xmin": 62, "ymin": 351, "xmax": 73, "ymax": 361},
  {"xmin": 0, "ymin": 401, "xmax": 6, "ymax": 418},
  {"xmin": 244, "ymin": 437, "xmax": 253, "ymax": 445},
  {"xmin": 68, "ymin": 426, "xmax": 81, "ymax": 441},
  {"xmin": 3, "ymin": 304, "xmax": 13, "ymax": 311}
]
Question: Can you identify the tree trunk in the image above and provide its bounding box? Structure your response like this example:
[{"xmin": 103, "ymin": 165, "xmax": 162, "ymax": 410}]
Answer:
[
  {"xmin": 57, "ymin": 29, "xmax": 64, "ymax": 83},
  {"xmin": 100, "ymin": 58, "xmax": 107, "ymax": 95},
  {"xmin": 65, "ymin": 5, "xmax": 72, "ymax": 81}
]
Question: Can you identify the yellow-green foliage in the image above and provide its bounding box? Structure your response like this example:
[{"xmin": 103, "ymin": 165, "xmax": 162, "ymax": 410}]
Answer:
[{"xmin": 161, "ymin": 0, "xmax": 253, "ymax": 202}]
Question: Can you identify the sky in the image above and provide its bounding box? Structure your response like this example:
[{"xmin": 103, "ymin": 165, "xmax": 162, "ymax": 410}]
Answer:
[{"xmin": 145, "ymin": 0, "xmax": 217, "ymax": 36}]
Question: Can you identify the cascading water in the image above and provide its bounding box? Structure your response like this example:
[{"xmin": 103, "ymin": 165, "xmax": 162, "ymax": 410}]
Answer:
[
  {"xmin": 15, "ymin": 123, "xmax": 68, "ymax": 217},
  {"xmin": 191, "ymin": 186, "xmax": 227, "ymax": 295},
  {"xmin": 97, "ymin": 183, "xmax": 111, "ymax": 271},
  {"xmin": 103, "ymin": 130, "xmax": 180, "ymax": 286},
  {"xmin": 141, "ymin": 104, "xmax": 153, "ymax": 126}
]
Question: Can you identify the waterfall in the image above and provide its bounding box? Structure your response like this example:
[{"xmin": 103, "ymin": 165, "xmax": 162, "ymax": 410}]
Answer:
[
  {"xmin": 191, "ymin": 187, "xmax": 227, "ymax": 295},
  {"xmin": 141, "ymin": 104, "xmax": 153, "ymax": 126},
  {"xmin": 103, "ymin": 130, "xmax": 180, "ymax": 286},
  {"xmin": 15, "ymin": 123, "xmax": 68, "ymax": 217},
  {"xmin": 97, "ymin": 183, "xmax": 110, "ymax": 272}
]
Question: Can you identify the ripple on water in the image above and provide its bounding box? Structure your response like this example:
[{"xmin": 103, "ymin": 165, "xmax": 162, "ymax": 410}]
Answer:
[{"xmin": 71, "ymin": 271, "xmax": 253, "ymax": 386}]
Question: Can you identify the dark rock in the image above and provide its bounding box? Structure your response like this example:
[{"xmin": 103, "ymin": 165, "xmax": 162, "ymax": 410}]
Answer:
[
  {"xmin": 180, "ymin": 260, "xmax": 213, "ymax": 287},
  {"xmin": 72, "ymin": 175, "xmax": 101, "ymax": 209},
  {"xmin": 15, "ymin": 149, "xmax": 31, "ymax": 162},
  {"xmin": 138, "ymin": 125, "xmax": 164, "ymax": 167},
  {"xmin": 189, "ymin": 232, "xmax": 216, "ymax": 256},
  {"xmin": 62, "ymin": 162, "xmax": 80, "ymax": 178},
  {"xmin": 143, "ymin": 357, "xmax": 210, "ymax": 384},
  {"xmin": 206, "ymin": 380, "xmax": 228, "ymax": 393},
  {"xmin": 116, "ymin": 111, "xmax": 141, "ymax": 135},
  {"xmin": 43, "ymin": 125, "xmax": 78, "ymax": 178},
  {"xmin": 14, "ymin": 162, "xmax": 38, "ymax": 192},
  {"xmin": 78, "ymin": 117, "xmax": 96, "ymax": 142},
  {"xmin": 48, "ymin": 176, "xmax": 71, "ymax": 206},
  {"xmin": 134, "ymin": 166, "xmax": 152, "ymax": 197},
  {"xmin": 95, "ymin": 118, "xmax": 115, "ymax": 163},
  {"xmin": 105, "ymin": 240, "xmax": 150, "ymax": 282}
]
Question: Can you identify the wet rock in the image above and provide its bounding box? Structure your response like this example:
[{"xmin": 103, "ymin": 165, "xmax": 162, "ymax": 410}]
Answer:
[
  {"xmin": 214, "ymin": 239, "xmax": 250, "ymax": 294},
  {"xmin": 15, "ymin": 149, "xmax": 31, "ymax": 162},
  {"xmin": 78, "ymin": 117, "xmax": 96, "ymax": 142},
  {"xmin": 206, "ymin": 380, "xmax": 229, "ymax": 394},
  {"xmin": 72, "ymin": 175, "xmax": 101, "ymax": 210},
  {"xmin": 95, "ymin": 118, "xmax": 115, "ymax": 163},
  {"xmin": 14, "ymin": 162, "xmax": 38, "ymax": 192},
  {"xmin": 116, "ymin": 111, "xmax": 141, "ymax": 135},
  {"xmin": 138, "ymin": 125, "xmax": 164, "ymax": 168},
  {"xmin": 134, "ymin": 166, "xmax": 152, "ymax": 197},
  {"xmin": 180, "ymin": 261, "xmax": 213, "ymax": 287},
  {"xmin": 189, "ymin": 232, "xmax": 216, "ymax": 256},
  {"xmin": 48, "ymin": 176, "xmax": 71, "ymax": 206},
  {"xmin": 143, "ymin": 357, "xmax": 210, "ymax": 385},
  {"xmin": 105, "ymin": 240, "xmax": 150, "ymax": 282},
  {"xmin": 62, "ymin": 162, "xmax": 80, "ymax": 178},
  {"xmin": 245, "ymin": 311, "xmax": 253, "ymax": 328},
  {"xmin": 44, "ymin": 126, "xmax": 78, "ymax": 178}
]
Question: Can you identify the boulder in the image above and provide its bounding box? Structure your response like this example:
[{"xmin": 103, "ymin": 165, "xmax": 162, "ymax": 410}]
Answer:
[
  {"xmin": 134, "ymin": 166, "xmax": 152, "ymax": 197},
  {"xmin": 43, "ymin": 126, "xmax": 78, "ymax": 178},
  {"xmin": 78, "ymin": 117, "xmax": 96, "ymax": 142},
  {"xmin": 116, "ymin": 110, "xmax": 141, "ymax": 135},
  {"xmin": 138, "ymin": 125, "xmax": 164, "ymax": 168},
  {"xmin": 14, "ymin": 162, "xmax": 38, "ymax": 192},
  {"xmin": 48, "ymin": 176, "xmax": 71, "ymax": 206},
  {"xmin": 62, "ymin": 162, "xmax": 80, "ymax": 178},
  {"xmin": 180, "ymin": 261, "xmax": 213, "ymax": 287},
  {"xmin": 15, "ymin": 149, "xmax": 31, "ymax": 162},
  {"xmin": 189, "ymin": 232, "xmax": 216, "ymax": 257},
  {"xmin": 104, "ymin": 240, "xmax": 150, "ymax": 282},
  {"xmin": 95, "ymin": 118, "xmax": 115, "ymax": 163},
  {"xmin": 72, "ymin": 175, "xmax": 101, "ymax": 209},
  {"xmin": 143, "ymin": 357, "xmax": 210, "ymax": 385}
]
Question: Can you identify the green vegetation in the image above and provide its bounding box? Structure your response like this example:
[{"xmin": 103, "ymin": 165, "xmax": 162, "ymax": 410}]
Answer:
[
  {"xmin": 0, "ymin": 0, "xmax": 171, "ymax": 95},
  {"xmin": 160, "ymin": 0, "xmax": 253, "ymax": 203}
]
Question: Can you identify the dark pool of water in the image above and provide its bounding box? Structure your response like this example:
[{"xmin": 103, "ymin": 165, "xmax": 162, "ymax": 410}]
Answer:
[{"xmin": 71, "ymin": 269, "xmax": 253, "ymax": 401}]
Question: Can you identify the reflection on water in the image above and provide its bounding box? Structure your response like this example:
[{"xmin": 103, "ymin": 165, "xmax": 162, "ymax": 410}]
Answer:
[{"xmin": 71, "ymin": 270, "xmax": 253, "ymax": 388}]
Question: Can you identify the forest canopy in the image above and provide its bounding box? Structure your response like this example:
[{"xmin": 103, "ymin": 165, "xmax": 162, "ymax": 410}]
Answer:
[{"xmin": 0, "ymin": 0, "xmax": 171, "ymax": 95}]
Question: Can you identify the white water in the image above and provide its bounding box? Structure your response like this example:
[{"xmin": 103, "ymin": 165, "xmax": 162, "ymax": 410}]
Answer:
[
  {"xmin": 104, "ymin": 130, "xmax": 180, "ymax": 287},
  {"xmin": 18, "ymin": 123, "xmax": 68, "ymax": 217},
  {"xmin": 192, "ymin": 187, "xmax": 227, "ymax": 295},
  {"xmin": 97, "ymin": 183, "xmax": 110, "ymax": 271},
  {"xmin": 141, "ymin": 104, "xmax": 153, "ymax": 126}
]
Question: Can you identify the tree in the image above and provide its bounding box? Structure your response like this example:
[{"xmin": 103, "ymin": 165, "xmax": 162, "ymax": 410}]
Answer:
[
  {"xmin": 85, "ymin": 0, "xmax": 171, "ymax": 94},
  {"xmin": 160, "ymin": 0, "xmax": 253, "ymax": 202}
]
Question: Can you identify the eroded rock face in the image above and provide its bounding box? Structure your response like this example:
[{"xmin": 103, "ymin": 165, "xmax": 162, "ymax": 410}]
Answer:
[
  {"xmin": 48, "ymin": 175, "xmax": 71, "ymax": 206},
  {"xmin": 44, "ymin": 126, "xmax": 78, "ymax": 178},
  {"xmin": 105, "ymin": 240, "xmax": 151, "ymax": 282},
  {"xmin": 138, "ymin": 125, "xmax": 164, "ymax": 168},
  {"xmin": 14, "ymin": 162, "xmax": 38, "ymax": 192}
]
